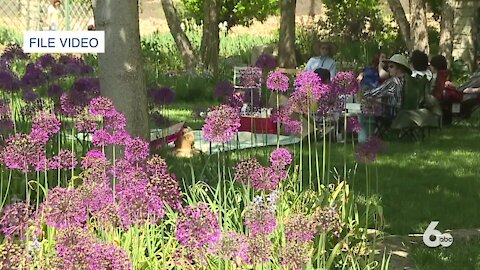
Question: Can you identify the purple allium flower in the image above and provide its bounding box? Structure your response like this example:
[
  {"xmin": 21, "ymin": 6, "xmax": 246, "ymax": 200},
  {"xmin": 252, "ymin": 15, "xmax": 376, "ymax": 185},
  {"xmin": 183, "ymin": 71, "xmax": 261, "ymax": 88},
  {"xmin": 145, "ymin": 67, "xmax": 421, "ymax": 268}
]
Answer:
[
  {"xmin": 280, "ymin": 241, "xmax": 310, "ymax": 270},
  {"xmin": 111, "ymin": 130, "xmax": 130, "ymax": 145},
  {"xmin": 285, "ymin": 119, "xmax": 302, "ymax": 135},
  {"xmin": 37, "ymin": 54, "xmax": 56, "ymax": 68},
  {"xmin": 239, "ymin": 67, "xmax": 262, "ymax": 88},
  {"xmin": 0, "ymin": 240, "xmax": 31, "ymax": 269},
  {"xmin": 92, "ymin": 129, "xmax": 113, "ymax": 147},
  {"xmin": 21, "ymin": 63, "xmax": 46, "ymax": 87},
  {"xmin": 150, "ymin": 87, "xmax": 176, "ymax": 105},
  {"xmin": 117, "ymin": 181, "xmax": 165, "ymax": 228},
  {"xmin": 43, "ymin": 187, "xmax": 88, "ymax": 229},
  {"xmin": 176, "ymin": 203, "xmax": 221, "ymax": 248},
  {"xmin": 202, "ymin": 105, "xmax": 240, "ymax": 143},
  {"xmin": 284, "ymin": 213, "xmax": 316, "ymax": 242},
  {"xmin": 47, "ymin": 84, "xmax": 64, "ymax": 98},
  {"xmin": 332, "ymin": 71, "xmax": 359, "ymax": 95},
  {"xmin": 50, "ymin": 63, "xmax": 67, "ymax": 78},
  {"xmin": 214, "ymin": 80, "xmax": 234, "ymax": 98},
  {"xmin": 104, "ymin": 111, "xmax": 126, "ymax": 132},
  {"xmin": 60, "ymin": 93, "xmax": 82, "ymax": 117},
  {"xmin": 148, "ymin": 173, "xmax": 183, "ymax": 210},
  {"xmin": 245, "ymin": 235, "xmax": 272, "ymax": 265},
  {"xmin": 1, "ymin": 134, "xmax": 44, "ymax": 173},
  {"xmin": 250, "ymin": 166, "xmax": 286, "ymax": 191},
  {"xmin": 0, "ymin": 119, "xmax": 14, "ymax": 133},
  {"xmin": 294, "ymin": 71, "xmax": 324, "ymax": 99},
  {"xmin": 146, "ymin": 155, "xmax": 168, "ymax": 176},
  {"xmin": 81, "ymin": 149, "xmax": 108, "ymax": 169},
  {"xmin": 355, "ymin": 136, "xmax": 386, "ymax": 163},
  {"xmin": 288, "ymin": 90, "xmax": 317, "ymax": 115},
  {"xmin": 347, "ymin": 116, "xmax": 361, "ymax": 133},
  {"xmin": 226, "ymin": 92, "xmax": 243, "ymax": 108},
  {"xmin": 48, "ymin": 150, "xmax": 77, "ymax": 170},
  {"xmin": 0, "ymin": 99, "xmax": 11, "ymax": 119},
  {"xmin": 75, "ymin": 111, "xmax": 98, "ymax": 133},
  {"xmin": 80, "ymin": 183, "xmax": 114, "ymax": 214},
  {"xmin": 1, "ymin": 43, "xmax": 29, "ymax": 62},
  {"xmin": 313, "ymin": 206, "xmax": 342, "ymax": 237},
  {"xmin": 23, "ymin": 89, "xmax": 39, "ymax": 102},
  {"xmin": 244, "ymin": 199, "xmax": 277, "ymax": 236},
  {"xmin": 266, "ymin": 71, "xmax": 289, "ymax": 92},
  {"xmin": 0, "ymin": 202, "xmax": 32, "ymax": 239},
  {"xmin": 94, "ymin": 203, "xmax": 122, "ymax": 229},
  {"xmin": 32, "ymin": 111, "xmax": 61, "ymax": 137},
  {"xmin": 89, "ymin": 97, "xmax": 117, "ymax": 118},
  {"xmin": 0, "ymin": 71, "xmax": 20, "ymax": 92},
  {"xmin": 269, "ymin": 148, "xmax": 292, "ymax": 168},
  {"xmin": 54, "ymin": 227, "xmax": 93, "ymax": 270},
  {"xmin": 212, "ymin": 231, "xmax": 249, "ymax": 262},
  {"xmin": 70, "ymin": 77, "xmax": 101, "ymax": 106},
  {"xmin": 234, "ymin": 158, "xmax": 262, "ymax": 186},
  {"xmin": 125, "ymin": 137, "xmax": 149, "ymax": 163},
  {"xmin": 87, "ymin": 242, "xmax": 132, "ymax": 270},
  {"xmin": 317, "ymin": 84, "xmax": 345, "ymax": 116},
  {"xmin": 255, "ymin": 53, "xmax": 277, "ymax": 70}
]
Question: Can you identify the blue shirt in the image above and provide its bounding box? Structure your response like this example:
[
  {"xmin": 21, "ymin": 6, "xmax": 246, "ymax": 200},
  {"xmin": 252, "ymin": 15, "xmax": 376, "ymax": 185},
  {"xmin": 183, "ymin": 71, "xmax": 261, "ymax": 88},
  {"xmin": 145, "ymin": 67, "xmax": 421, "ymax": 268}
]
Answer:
[
  {"xmin": 361, "ymin": 67, "xmax": 380, "ymax": 90},
  {"xmin": 305, "ymin": 56, "xmax": 337, "ymax": 77}
]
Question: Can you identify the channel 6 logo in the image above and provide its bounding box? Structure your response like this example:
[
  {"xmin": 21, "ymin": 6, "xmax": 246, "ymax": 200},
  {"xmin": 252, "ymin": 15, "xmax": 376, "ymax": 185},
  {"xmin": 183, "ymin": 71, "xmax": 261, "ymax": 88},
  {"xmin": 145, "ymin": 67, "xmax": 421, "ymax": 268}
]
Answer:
[{"xmin": 423, "ymin": 221, "xmax": 453, "ymax": 248}]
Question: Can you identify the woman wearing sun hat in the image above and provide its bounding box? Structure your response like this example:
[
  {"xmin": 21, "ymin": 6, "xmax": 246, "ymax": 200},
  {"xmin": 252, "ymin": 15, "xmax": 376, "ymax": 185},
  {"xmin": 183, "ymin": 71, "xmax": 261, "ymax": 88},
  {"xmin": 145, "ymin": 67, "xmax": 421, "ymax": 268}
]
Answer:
[
  {"xmin": 304, "ymin": 40, "xmax": 337, "ymax": 78},
  {"xmin": 363, "ymin": 54, "xmax": 411, "ymax": 119}
]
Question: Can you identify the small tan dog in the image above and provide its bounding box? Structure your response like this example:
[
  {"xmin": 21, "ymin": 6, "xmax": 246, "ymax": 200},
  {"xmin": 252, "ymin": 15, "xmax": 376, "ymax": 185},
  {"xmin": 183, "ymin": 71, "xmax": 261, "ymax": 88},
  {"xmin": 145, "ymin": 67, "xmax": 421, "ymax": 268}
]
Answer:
[{"xmin": 172, "ymin": 127, "xmax": 200, "ymax": 158}]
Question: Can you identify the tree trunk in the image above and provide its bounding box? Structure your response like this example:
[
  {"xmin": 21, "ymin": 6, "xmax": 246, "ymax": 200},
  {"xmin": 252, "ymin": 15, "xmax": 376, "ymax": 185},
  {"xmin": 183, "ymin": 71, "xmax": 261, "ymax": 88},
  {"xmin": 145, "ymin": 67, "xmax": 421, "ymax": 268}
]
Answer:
[
  {"xmin": 278, "ymin": 0, "xmax": 297, "ymax": 68},
  {"xmin": 387, "ymin": 0, "xmax": 411, "ymax": 51},
  {"xmin": 410, "ymin": 0, "xmax": 430, "ymax": 54},
  {"xmin": 94, "ymin": 0, "xmax": 149, "ymax": 140},
  {"xmin": 161, "ymin": 0, "xmax": 197, "ymax": 70},
  {"xmin": 199, "ymin": 0, "xmax": 220, "ymax": 74},
  {"xmin": 439, "ymin": 0, "xmax": 455, "ymax": 68},
  {"xmin": 308, "ymin": 0, "xmax": 316, "ymax": 18}
]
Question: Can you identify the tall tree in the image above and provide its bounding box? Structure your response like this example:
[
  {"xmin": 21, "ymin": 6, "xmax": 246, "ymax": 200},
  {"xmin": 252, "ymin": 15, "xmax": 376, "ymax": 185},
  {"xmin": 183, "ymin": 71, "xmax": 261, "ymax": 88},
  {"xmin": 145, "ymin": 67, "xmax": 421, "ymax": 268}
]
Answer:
[
  {"xmin": 199, "ymin": 0, "xmax": 220, "ymax": 74},
  {"xmin": 386, "ymin": 0, "xmax": 411, "ymax": 51},
  {"xmin": 278, "ymin": 0, "xmax": 297, "ymax": 68},
  {"xmin": 161, "ymin": 0, "xmax": 197, "ymax": 70},
  {"xmin": 410, "ymin": 0, "xmax": 430, "ymax": 54},
  {"xmin": 439, "ymin": 0, "xmax": 455, "ymax": 67},
  {"xmin": 94, "ymin": 0, "xmax": 149, "ymax": 140}
]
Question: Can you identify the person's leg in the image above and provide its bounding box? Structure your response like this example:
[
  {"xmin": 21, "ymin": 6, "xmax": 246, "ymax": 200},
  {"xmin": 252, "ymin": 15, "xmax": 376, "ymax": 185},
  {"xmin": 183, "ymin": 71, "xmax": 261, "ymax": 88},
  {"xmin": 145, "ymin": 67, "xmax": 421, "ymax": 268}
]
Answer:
[{"xmin": 358, "ymin": 114, "xmax": 375, "ymax": 143}]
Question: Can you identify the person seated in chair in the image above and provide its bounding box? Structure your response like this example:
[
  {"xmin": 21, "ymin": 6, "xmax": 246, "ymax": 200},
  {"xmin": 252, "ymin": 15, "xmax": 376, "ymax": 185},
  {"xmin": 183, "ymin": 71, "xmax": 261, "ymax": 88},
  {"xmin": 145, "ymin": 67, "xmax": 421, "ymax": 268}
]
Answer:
[
  {"xmin": 305, "ymin": 40, "xmax": 337, "ymax": 78},
  {"xmin": 363, "ymin": 54, "xmax": 412, "ymax": 122},
  {"xmin": 410, "ymin": 50, "xmax": 433, "ymax": 81}
]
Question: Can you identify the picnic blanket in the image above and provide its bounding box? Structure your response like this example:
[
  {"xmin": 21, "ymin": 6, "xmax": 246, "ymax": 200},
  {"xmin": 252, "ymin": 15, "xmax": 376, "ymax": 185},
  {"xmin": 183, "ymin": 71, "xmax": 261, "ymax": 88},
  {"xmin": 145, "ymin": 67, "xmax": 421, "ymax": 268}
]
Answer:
[{"xmin": 189, "ymin": 130, "xmax": 301, "ymax": 154}]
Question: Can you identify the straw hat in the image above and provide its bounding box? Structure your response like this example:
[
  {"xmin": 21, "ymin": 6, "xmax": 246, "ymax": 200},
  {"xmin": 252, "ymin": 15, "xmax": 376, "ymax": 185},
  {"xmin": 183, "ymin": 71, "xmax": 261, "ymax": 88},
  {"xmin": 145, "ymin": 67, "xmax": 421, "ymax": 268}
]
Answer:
[
  {"xmin": 383, "ymin": 54, "xmax": 412, "ymax": 74},
  {"xmin": 313, "ymin": 40, "xmax": 337, "ymax": 57}
]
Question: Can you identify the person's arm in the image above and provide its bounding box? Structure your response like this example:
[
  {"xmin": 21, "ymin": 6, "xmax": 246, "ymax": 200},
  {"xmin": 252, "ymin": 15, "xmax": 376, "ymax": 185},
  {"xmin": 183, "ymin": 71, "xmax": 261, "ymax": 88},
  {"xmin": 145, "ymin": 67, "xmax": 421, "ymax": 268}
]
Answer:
[{"xmin": 364, "ymin": 78, "xmax": 397, "ymax": 98}]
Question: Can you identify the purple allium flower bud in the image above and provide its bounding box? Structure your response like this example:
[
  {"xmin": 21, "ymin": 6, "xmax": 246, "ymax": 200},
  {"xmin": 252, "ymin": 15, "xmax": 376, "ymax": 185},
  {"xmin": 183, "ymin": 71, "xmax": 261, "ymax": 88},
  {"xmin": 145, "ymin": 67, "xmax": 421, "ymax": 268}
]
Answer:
[
  {"xmin": 234, "ymin": 158, "xmax": 261, "ymax": 186},
  {"xmin": 89, "ymin": 96, "xmax": 117, "ymax": 118},
  {"xmin": 355, "ymin": 136, "xmax": 386, "ymax": 163},
  {"xmin": 255, "ymin": 53, "xmax": 277, "ymax": 70},
  {"xmin": 269, "ymin": 148, "xmax": 292, "ymax": 168},
  {"xmin": 244, "ymin": 199, "xmax": 276, "ymax": 236},
  {"xmin": 214, "ymin": 80, "xmax": 234, "ymax": 98},
  {"xmin": 43, "ymin": 187, "xmax": 88, "ymax": 229},
  {"xmin": 47, "ymin": 84, "xmax": 64, "ymax": 98},
  {"xmin": 0, "ymin": 202, "xmax": 32, "ymax": 240},
  {"xmin": 266, "ymin": 71, "xmax": 289, "ymax": 92},
  {"xmin": 202, "ymin": 105, "xmax": 240, "ymax": 143},
  {"xmin": 176, "ymin": 203, "xmax": 221, "ymax": 249},
  {"xmin": 125, "ymin": 137, "xmax": 149, "ymax": 163},
  {"xmin": 332, "ymin": 71, "xmax": 359, "ymax": 95},
  {"xmin": 32, "ymin": 111, "xmax": 61, "ymax": 137},
  {"xmin": 37, "ymin": 54, "xmax": 56, "ymax": 68},
  {"xmin": 150, "ymin": 87, "xmax": 176, "ymax": 105}
]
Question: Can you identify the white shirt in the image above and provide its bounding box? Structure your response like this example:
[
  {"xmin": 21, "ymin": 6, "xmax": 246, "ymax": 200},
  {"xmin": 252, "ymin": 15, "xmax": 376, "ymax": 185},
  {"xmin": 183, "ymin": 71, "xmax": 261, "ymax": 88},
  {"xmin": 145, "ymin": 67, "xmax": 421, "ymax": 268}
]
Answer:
[
  {"xmin": 305, "ymin": 56, "xmax": 337, "ymax": 77},
  {"xmin": 411, "ymin": 69, "xmax": 433, "ymax": 81}
]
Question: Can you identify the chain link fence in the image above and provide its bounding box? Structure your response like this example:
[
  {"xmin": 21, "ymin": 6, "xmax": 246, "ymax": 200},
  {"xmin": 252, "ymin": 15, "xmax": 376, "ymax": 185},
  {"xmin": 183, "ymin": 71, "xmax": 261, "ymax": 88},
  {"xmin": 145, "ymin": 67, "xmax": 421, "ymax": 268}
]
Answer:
[{"xmin": 0, "ymin": 0, "xmax": 92, "ymax": 33}]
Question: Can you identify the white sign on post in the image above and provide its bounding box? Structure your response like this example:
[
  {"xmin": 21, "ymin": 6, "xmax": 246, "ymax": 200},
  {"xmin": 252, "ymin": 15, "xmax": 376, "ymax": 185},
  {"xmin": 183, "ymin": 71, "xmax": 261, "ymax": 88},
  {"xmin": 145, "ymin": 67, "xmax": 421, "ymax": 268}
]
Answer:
[{"xmin": 23, "ymin": 31, "xmax": 105, "ymax": 53}]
